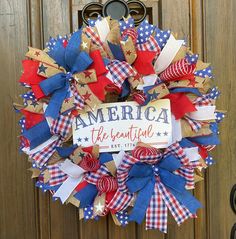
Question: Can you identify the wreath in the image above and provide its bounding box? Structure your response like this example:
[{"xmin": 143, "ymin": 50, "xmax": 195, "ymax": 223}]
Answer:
[{"xmin": 15, "ymin": 16, "xmax": 225, "ymax": 233}]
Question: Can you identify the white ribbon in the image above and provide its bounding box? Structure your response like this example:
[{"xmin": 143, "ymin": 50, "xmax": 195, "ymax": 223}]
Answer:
[
  {"xmin": 112, "ymin": 150, "xmax": 126, "ymax": 168},
  {"xmin": 95, "ymin": 18, "xmax": 110, "ymax": 42},
  {"xmin": 154, "ymin": 34, "xmax": 184, "ymax": 74},
  {"xmin": 137, "ymin": 74, "xmax": 158, "ymax": 90},
  {"xmin": 183, "ymin": 147, "xmax": 201, "ymax": 162},
  {"xmin": 22, "ymin": 135, "xmax": 59, "ymax": 155},
  {"xmin": 187, "ymin": 105, "xmax": 216, "ymax": 120},
  {"xmin": 53, "ymin": 159, "xmax": 85, "ymax": 203},
  {"xmin": 171, "ymin": 114, "xmax": 182, "ymax": 143}
]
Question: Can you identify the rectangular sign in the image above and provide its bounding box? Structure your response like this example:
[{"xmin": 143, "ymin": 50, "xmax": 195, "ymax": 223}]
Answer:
[{"xmin": 72, "ymin": 100, "xmax": 172, "ymax": 152}]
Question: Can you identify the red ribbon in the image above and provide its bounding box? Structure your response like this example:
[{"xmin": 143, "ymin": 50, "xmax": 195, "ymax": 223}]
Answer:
[
  {"xmin": 79, "ymin": 153, "xmax": 100, "ymax": 172},
  {"xmin": 133, "ymin": 50, "xmax": 156, "ymax": 75},
  {"xmin": 96, "ymin": 176, "xmax": 118, "ymax": 194},
  {"xmin": 21, "ymin": 109, "xmax": 45, "ymax": 129},
  {"xmin": 165, "ymin": 93, "xmax": 196, "ymax": 120},
  {"xmin": 88, "ymin": 50, "xmax": 113, "ymax": 101},
  {"xmin": 19, "ymin": 60, "xmax": 46, "ymax": 99}
]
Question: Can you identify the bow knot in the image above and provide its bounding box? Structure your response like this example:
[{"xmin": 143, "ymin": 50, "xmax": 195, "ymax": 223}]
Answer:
[{"xmin": 65, "ymin": 71, "xmax": 73, "ymax": 80}]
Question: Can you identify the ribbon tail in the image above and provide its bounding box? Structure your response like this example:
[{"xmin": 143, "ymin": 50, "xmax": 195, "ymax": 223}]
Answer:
[
  {"xmin": 146, "ymin": 182, "xmax": 168, "ymax": 233},
  {"xmin": 53, "ymin": 176, "xmax": 83, "ymax": 203},
  {"xmin": 45, "ymin": 82, "xmax": 69, "ymax": 119},
  {"xmin": 128, "ymin": 176, "xmax": 155, "ymax": 224},
  {"xmin": 157, "ymin": 181, "xmax": 192, "ymax": 225}
]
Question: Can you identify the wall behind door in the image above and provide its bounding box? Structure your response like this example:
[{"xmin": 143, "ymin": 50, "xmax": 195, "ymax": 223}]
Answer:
[{"xmin": 0, "ymin": 0, "xmax": 235, "ymax": 239}]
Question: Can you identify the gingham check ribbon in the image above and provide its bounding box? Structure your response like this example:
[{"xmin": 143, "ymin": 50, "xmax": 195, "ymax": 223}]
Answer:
[
  {"xmin": 47, "ymin": 163, "xmax": 68, "ymax": 186},
  {"xmin": 84, "ymin": 26, "xmax": 108, "ymax": 56},
  {"xmin": 50, "ymin": 114, "xmax": 73, "ymax": 140},
  {"xmin": 85, "ymin": 164, "xmax": 110, "ymax": 185},
  {"xmin": 30, "ymin": 139, "xmax": 62, "ymax": 168},
  {"xmin": 193, "ymin": 94, "xmax": 212, "ymax": 107},
  {"xmin": 107, "ymin": 150, "xmax": 194, "ymax": 233},
  {"xmin": 164, "ymin": 142, "xmax": 196, "ymax": 188},
  {"xmin": 184, "ymin": 115, "xmax": 203, "ymax": 132},
  {"xmin": 107, "ymin": 60, "xmax": 137, "ymax": 88},
  {"xmin": 160, "ymin": 58, "xmax": 196, "ymax": 81},
  {"xmin": 70, "ymin": 83, "xmax": 85, "ymax": 109}
]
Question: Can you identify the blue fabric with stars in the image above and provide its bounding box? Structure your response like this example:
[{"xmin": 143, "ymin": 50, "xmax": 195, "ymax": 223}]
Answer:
[
  {"xmin": 119, "ymin": 17, "xmax": 135, "ymax": 34},
  {"xmin": 205, "ymin": 155, "xmax": 215, "ymax": 166},
  {"xmin": 154, "ymin": 27, "xmax": 171, "ymax": 49},
  {"xmin": 83, "ymin": 205, "xmax": 99, "ymax": 220},
  {"xmin": 116, "ymin": 211, "xmax": 129, "ymax": 226},
  {"xmin": 209, "ymin": 87, "xmax": 220, "ymax": 100},
  {"xmin": 186, "ymin": 53, "xmax": 199, "ymax": 64},
  {"xmin": 194, "ymin": 66, "xmax": 213, "ymax": 78},
  {"xmin": 18, "ymin": 117, "xmax": 26, "ymax": 133},
  {"xmin": 215, "ymin": 112, "xmax": 225, "ymax": 123},
  {"xmin": 47, "ymin": 35, "xmax": 68, "ymax": 70},
  {"xmin": 210, "ymin": 122, "xmax": 219, "ymax": 135},
  {"xmin": 88, "ymin": 15, "xmax": 102, "ymax": 27},
  {"xmin": 20, "ymin": 91, "xmax": 36, "ymax": 103},
  {"xmin": 137, "ymin": 20, "xmax": 155, "ymax": 44},
  {"xmin": 36, "ymin": 181, "xmax": 61, "ymax": 193}
]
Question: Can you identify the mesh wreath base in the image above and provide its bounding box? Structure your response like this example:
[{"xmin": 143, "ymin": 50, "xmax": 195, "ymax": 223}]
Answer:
[{"xmin": 15, "ymin": 16, "xmax": 225, "ymax": 233}]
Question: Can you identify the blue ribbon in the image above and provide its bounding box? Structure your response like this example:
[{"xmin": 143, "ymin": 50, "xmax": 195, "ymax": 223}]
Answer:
[
  {"xmin": 187, "ymin": 132, "xmax": 220, "ymax": 145},
  {"xmin": 40, "ymin": 30, "xmax": 93, "ymax": 119},
  {"xmin": 126, "ymin": 155, "xmax": 201, "ymax": 224},
  {"xmin": 74, "ymin": 184, "xmax": 98, "ymax": 208},
  {"xmin": 22, "ymin": 120, "xmax": 52, "ymax": 149}
]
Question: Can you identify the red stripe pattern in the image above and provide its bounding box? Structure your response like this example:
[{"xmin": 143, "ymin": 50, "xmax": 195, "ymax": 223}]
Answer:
[
  {"xmin": 79, "ymin": 153, "xmax": 100, "ymax": 172},
  {"xmin": 96, "ymin": 176, "xmax": 118, "ymax": 193},
  {"xmin": 160, "ymin": 58, "xmax": 196, "ymax": 81}
]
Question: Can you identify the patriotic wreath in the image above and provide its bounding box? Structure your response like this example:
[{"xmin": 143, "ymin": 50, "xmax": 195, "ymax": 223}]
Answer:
[{"xmin": 15, "ymin": 16, "xmax": 225, "ymax": 233}]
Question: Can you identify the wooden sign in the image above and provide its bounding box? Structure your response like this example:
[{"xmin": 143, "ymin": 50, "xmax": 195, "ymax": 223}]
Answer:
[{"xmin": 72, "ymin": 100, "xmax": 172, "ymax": 152}]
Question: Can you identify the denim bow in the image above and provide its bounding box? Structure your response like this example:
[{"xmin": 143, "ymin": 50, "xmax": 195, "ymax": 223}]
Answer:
[{"xmin": 40, "ymin": 30, "xmax": 93, "ymax": 119}]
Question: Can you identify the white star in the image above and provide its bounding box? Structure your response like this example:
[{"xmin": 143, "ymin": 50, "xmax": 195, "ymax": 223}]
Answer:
[
  {"xmin": 81, "ymin": 41, "xmax": 88, "ymax": 49},
  {"xmin": 94, "ymin": 202, "xmax": 104, "ymax": 213}
]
